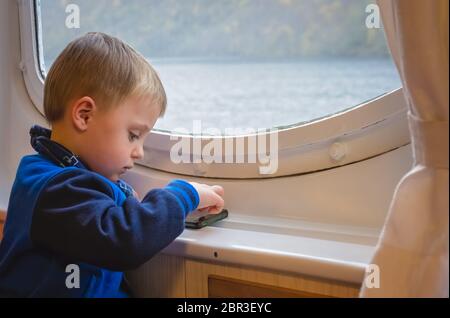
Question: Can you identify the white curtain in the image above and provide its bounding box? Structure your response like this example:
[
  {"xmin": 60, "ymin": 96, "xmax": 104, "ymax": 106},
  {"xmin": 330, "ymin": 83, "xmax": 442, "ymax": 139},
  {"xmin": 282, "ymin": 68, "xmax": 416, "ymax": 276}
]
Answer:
[{"xmin": 360, "ymin": 0, "xmax": 449, "ymax": 297}]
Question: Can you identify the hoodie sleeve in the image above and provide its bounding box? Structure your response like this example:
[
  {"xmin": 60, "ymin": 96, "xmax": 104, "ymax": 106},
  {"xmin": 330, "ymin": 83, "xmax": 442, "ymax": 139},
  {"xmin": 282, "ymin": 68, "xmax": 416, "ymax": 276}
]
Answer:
[{"xmin": 30, "ymin": 168, "xmax": 199, "ymax": 271}]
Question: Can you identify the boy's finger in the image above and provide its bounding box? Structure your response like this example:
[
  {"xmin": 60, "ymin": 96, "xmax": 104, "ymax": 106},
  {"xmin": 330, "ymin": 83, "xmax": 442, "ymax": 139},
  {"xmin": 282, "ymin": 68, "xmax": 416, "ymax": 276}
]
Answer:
[
  {"xmin": 209, "ymin": 207, "xmax": 219, "ymax": 214},
  {"xmin": 214, "ymin": 192, "xmax": 224, "ymax": 207},
  {"xmin": 209, "ymin": 194, "xmax": 225, "ymax": 214},
  {"xmin": 211, "ymin": 185, "xmax": 224, "ymax": 197},
  {"xmin": 208, "ymin": 205, "xmax": 222, "ymax": 214}
]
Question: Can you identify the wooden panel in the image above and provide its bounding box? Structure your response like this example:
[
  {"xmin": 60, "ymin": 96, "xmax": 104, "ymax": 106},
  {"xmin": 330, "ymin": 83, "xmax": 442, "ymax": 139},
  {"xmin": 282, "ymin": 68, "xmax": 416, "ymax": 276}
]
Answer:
[
  {"xmin": 0, "ymin": 209, "xmax": 6, "ymax": 241},
  {"xmin": 209, "ymin": 275, "xmax": 331, "ymax": 298},
  {"xmin": 125, "ymin": 253, "xmax": 186, "ymax": 298},
  {"xmin": 186, "ymin": 258, "xmax": 360, "ymax": 298}
]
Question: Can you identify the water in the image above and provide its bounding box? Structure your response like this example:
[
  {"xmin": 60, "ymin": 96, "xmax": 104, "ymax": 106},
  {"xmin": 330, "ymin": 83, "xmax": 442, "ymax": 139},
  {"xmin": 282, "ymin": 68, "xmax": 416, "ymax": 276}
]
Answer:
[{"xmin": 151, "ymin": 58, "xmax": 402, "ymax": 134}]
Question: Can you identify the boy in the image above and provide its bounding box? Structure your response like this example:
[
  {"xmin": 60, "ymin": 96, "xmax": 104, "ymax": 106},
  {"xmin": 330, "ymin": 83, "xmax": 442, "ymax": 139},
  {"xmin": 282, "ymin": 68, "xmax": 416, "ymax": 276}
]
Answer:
[{"xmin": 0, "ymin": 32, "xmax": 224, "ymax": 297}]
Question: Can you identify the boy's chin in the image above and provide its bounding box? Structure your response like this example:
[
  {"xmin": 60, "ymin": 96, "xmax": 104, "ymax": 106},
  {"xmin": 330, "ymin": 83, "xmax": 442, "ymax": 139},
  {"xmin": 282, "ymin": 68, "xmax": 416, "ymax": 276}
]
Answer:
[
  {"xmin": 103, "ymin": 172, "xmax": 120, "ymax": 182},
  {"xmin": 94, "ymin": 170, "xmax": 119, "ymax": 182},
  {"xmin": 114, "ymin": 169, "xmax": 129, "ymax": 181}
]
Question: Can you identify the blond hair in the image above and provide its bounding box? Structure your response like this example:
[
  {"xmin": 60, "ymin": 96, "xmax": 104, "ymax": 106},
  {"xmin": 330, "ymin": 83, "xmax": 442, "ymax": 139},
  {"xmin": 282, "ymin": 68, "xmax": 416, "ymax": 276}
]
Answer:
[{"xmin": 44, "ymin": 32, "xmax": 166, "ymax": 123}]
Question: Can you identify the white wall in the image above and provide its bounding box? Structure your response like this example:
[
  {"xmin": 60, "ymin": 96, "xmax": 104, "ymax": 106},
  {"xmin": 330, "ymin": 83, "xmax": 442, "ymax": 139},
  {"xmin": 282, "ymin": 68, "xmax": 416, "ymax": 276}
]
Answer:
[
  {"xmin": 0, "ymin": 0, "xmax": 48, "ymax": 210},
  {"xmin": 125, "ymin": 144, "xmax": 412, "ymax": 229}
]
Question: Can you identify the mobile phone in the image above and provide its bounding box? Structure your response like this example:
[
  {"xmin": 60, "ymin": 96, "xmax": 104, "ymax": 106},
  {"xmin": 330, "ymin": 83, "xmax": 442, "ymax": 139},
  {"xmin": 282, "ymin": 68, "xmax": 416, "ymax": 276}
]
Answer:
[{"xmin": 185, "ymin": 209, "xmax": 228, "ymax": 229}]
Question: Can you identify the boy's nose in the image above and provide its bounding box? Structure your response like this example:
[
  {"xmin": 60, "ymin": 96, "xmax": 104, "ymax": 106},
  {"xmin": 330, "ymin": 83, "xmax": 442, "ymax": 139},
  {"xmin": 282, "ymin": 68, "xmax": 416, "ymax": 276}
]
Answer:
[{"xmin": 132, "ymin": 145, "xmax": 144, "ymax": 160}]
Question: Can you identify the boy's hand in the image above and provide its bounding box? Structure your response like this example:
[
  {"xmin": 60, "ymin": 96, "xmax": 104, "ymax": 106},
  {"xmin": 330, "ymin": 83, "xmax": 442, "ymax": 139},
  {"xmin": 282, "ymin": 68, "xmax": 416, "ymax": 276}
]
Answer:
[
  {"xmin": 132, "ymin": 189, "xmax": 140, "ymax": 201},
  {"xmin": 189, "ymin": 182, "xmax": 225, "ymax": 214}
]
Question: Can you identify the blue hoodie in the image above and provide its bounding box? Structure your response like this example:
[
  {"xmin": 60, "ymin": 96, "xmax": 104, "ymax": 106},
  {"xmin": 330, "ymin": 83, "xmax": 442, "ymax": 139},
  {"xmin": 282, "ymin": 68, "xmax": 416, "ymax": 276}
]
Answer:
[{"xmin": 0, "ymin": 125, "xmax": 199, "ymax": 297}]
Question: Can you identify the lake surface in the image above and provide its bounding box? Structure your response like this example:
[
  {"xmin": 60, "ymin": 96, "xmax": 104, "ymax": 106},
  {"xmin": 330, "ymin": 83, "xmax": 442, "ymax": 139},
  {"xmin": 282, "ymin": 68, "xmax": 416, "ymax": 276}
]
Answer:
[{"xmin": 151, "ymin": 57, "xmax": 402, "ymax": 134}]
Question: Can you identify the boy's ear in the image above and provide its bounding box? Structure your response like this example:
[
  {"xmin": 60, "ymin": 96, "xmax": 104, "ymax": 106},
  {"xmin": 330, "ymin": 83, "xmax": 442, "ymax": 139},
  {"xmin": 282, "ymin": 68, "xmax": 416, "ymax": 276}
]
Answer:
[{"xmin": 71, "ymin": 96, "xmax": 97, "ymax": 131}]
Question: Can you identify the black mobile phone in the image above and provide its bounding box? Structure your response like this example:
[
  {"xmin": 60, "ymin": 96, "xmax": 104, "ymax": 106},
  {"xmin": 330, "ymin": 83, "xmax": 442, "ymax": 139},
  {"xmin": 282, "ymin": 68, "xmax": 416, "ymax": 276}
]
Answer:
[{"xmin": 185, "ymin": 209, "xmax": 228, "ymax": 229}]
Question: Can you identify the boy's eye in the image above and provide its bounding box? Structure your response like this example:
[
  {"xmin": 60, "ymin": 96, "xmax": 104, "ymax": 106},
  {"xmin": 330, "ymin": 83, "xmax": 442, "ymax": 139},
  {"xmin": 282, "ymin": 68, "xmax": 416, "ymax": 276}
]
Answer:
[{"xmin": 128, "ymin": 132, "xmax": 139, "ymax": 142}]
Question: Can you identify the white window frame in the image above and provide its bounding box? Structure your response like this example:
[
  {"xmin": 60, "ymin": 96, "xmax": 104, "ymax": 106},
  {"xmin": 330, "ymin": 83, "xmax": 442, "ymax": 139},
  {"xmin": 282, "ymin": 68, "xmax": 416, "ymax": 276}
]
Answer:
[{"xmin": 19, "ymin": 0, "xmax": 410, "ymax": 179}]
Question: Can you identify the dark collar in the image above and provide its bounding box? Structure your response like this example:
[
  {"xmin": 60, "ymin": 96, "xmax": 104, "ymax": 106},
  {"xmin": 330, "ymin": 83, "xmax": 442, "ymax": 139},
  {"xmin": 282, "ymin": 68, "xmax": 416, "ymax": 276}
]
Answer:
[
  {"xmin": 30, "ymin": 125, "xmax": 89, "ymax": 170},
  {"xmin": 29, "ymin": 125, "xmax": 134, "ymax": 198}
]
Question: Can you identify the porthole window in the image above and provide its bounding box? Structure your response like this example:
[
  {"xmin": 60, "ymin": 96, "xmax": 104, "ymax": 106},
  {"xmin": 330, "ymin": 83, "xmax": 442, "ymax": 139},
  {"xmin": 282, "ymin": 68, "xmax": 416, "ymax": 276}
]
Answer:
[{"xmin": 38, "ymin": 0, "xmax": 401, "ymax": 134}]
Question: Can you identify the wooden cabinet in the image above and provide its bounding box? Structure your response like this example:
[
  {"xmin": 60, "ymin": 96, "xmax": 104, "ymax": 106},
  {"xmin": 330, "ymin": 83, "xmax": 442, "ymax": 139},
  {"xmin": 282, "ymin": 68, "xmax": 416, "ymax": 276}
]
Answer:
[
  {"xmin": 208, "ymin": 275, "xmax": 331, "ymax": 298},
  {"xmin": 126, "ymin": 254, "xmax": 361, "ymax": 298},
  {"xmin": 0, "ymin": 210, "xmax": 6, "ymax": 242}
]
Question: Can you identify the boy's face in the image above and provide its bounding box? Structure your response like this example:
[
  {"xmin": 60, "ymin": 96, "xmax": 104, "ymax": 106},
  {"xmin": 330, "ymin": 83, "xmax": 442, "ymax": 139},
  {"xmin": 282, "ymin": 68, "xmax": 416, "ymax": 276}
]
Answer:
[{"xmin": 80, "ymin": 94, "xmax": 160, "ymax": 182}]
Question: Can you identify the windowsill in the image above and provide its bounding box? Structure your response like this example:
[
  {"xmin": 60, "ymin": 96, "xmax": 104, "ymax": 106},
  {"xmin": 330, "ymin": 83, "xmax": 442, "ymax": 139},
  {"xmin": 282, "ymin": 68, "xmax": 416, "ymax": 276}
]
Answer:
[{"xmin": 162, "ymin": 212, "xmax": 376, "ymax": 284}]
